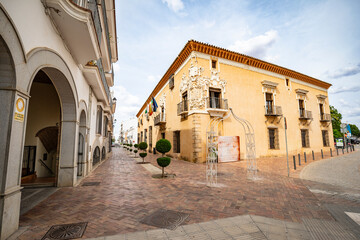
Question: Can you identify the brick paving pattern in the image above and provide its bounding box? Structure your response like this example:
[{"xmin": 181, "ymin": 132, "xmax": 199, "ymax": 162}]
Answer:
[{"xmin": 17, "ymin": 147, "xmax": 340, "ymax": 239}]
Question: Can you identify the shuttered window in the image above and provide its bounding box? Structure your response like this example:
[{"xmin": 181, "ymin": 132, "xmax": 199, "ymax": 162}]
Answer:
[
  {"xmin": 322, "ymin": 130, "xmax": 329, "ymax": 147},
  {"xmin": 301, "ymin": 129, "xmax": 310, "ymax": 148},
  {"xmin": 268, "ymin": 128, "xmax": 279, "ymax": 149}
]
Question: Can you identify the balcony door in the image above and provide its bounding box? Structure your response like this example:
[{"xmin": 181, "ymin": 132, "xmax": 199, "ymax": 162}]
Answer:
[
  {"xmin": 265, "ymin": 93, "xmax": 273, "ymax": 114},
  {"xmin": 209, "ymin": 88, "xmax": 221, "ymax": 108},
  {"xmin": 299, "ymin": 99, "xmax": 305, "ymax": 117}
]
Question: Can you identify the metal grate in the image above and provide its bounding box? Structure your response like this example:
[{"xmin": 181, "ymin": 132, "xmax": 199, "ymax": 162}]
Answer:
[
  {"xmin": 82, "ymin": 182, "xmax": 100, "ymax": 186},
  {"xmin": 140, "ymin": 209, "xmax": 189, "ymax": 230},
  {"xmin": 41, "ymin": 222, "xmax": 87, "ymax": 240}
]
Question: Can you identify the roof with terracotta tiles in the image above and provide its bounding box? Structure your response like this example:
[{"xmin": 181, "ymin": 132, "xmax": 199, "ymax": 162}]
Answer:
[{"xmin": 136, "ymin": 40, "xmax": 331, "ymax": 117}]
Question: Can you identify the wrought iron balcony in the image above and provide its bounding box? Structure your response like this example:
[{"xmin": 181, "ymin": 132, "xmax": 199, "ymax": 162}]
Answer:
[
  {"xmin": 299, "ymin": 109, "xmax": 312, "ymax": 120},
  {"xmin": 82, "ymin": 59, "xmax": 110, "ymax": 105},
  {"xmin": 206, "ymin": 97, "xmax": 228, "ymax": 110},
  {"xmin": 96, "ymin": 59, "xmax": 110, "ymax": 103},
  {"xmin": 44, "ymin": 0, "xmax": 102, "ymax": 65},
  {"xmin": 177, "ymin": 100, "xmax": 188, "ymax": 116},
  {"xmin": 320, "ymin": 113, "xmax": 331, "ymax": 122},
  {"xmin": 154, "ymin": 113, "xmax": 166, "ymax": 126},
  {"xmin": 101, "ymin": 0, "xmax": 112, "ymax": 63},
  {"xmin": 265, "ymin": 105, "xmax": 282, "ymax": 116}
]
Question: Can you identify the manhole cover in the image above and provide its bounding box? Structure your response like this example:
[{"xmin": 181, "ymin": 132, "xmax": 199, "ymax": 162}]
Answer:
[
  {"xmin": 82, "ymin": 182, "xmax": 100, "ymax": 186},
  {"xmin": 41, "ymin": 222, "xmax": 87, "ymax": 240},
  {"xmin": 140, "ymin": 209, "xmax": 189, "ymax": 230}
]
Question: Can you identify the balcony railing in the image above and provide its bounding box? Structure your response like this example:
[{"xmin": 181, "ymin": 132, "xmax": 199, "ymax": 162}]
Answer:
[
  {"xmin": 154, "ymin": 113, "xmax": 166, "ymax": 126},
  {"xmin": 177, "ymin": 100, "xmax": 188, "ymax": 116},
  {"xmin": 71, "ymin": 0, "xmax": 102, "ymax": 46},
  {"xmin": 320, "ymin": 113, "xmax": 331, "ymax": 122},
  {"xmin": 96, "ymin": 59, "xmax": 110, "ymax": 103},
  {"xmin": 101, "ymin": 0, "xmax": 112, "ymax": 62},
  {"xmin": 299, "ymin": 109, "xmax": 312, "ymax": 120},
  {"xmin": 206, "ymin": 97, "xmax": 228, "ymax": 110},
  {"xmin": 265, "ymin": 105, "xmax": 282, "ymax": 116}
]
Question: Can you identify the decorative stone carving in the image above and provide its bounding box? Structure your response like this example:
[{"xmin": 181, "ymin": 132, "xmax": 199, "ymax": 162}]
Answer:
[
  {"xmin": 159, "ymin": 93, "xmax": 166, "ymax": 107},
  {"xmin": 178, "ymin": 53, "xmax": 227, "ymax": 111}
]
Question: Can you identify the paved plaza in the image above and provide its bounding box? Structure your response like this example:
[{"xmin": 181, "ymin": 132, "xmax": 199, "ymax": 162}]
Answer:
[{"xmin": 11, "ymin": 147, "xmax": 360, "ymax": 239}]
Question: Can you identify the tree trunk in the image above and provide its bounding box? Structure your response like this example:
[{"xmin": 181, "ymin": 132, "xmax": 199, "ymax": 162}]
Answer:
[{"xmin": 162, "ymin": 167, "xmax": 164, "ymax": 178}]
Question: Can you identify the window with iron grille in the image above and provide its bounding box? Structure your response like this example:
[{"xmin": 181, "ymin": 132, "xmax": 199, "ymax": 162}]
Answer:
[
  {"xmin": 138, "ymin": 133, "xmax": 140, "ymax": 144},
  {"xmin": 161, "ymin": 132, "xmax": 165, "ymax": 139},
  {"xmin": 169, "ymin": 74, "xmax": 174, "ymax": 89},
  {"xmin": 145, "ymin": 129, "xmax": 147, "ymax": 143},
  {"xmin": 301, "ymin": 129, "xmax": 310, "ymax": 148},
  {"xmin": 268, "ymin": 128, "xmax": 279, "ymax": 149},
  {"xmin": 212, "ymin": 60, "xmax": 217, "ymax": 69},
  {"xmin": 322, "ymin": 130, "xmax": 329, "ymax": 147},
  {"xmin": 141, "ymin": 131, "xmax": 143, "ymax": 142},
  {"xmin": 173, "ymin": 131, "xmax": 180, "ymax": 153}
]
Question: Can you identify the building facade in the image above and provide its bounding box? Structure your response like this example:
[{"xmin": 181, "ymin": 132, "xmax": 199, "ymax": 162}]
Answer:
[
  {"xmin": 0, "ymin": 0, "xmax": 118, "ymax": 238},
  {"xmin": 137, "ymin": 40, "xmax": 333, "ymax": 163}
]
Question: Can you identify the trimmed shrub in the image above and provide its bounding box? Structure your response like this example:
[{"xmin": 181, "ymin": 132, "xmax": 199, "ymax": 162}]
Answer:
[
  {"xmin": 155, "ymin": 139, "xmax": 172, "ymax": 177},
  {"xmin": 157, "ymin": 157, "xmax": 171, "ymax": 178},
  {"xmin": 134, "ymin": 149, "xmax": 138, "ymax": 157},
  {"xmin": 139, "ymin": 152, "xmax": 147, "ymax": 163},
  {"xmin": 138, "ymin": 142, "xmax": 148, "ymax": 151},
  {"xmin": 134, "ymin": 144, "xmax": 139, "ymax": 149},
  {"xmin": 155, "ymin": 139, "xmax": 171, "ymax": 156}
]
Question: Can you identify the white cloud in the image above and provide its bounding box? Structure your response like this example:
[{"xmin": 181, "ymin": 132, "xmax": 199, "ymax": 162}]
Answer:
[
  {"xmin": 162, "ymin": 0, "xmax": 184, "ymax": 13},
  {"xmin": 228, "ymin": 30, "xmax": 278, "ymax": 60},
  {"xmin": 327, "ymin": 63, "xmax": 360, "ymax": 79},
  {"xmin": 328, "ymin": 85, "xmax": 360, "ymax": 94}
]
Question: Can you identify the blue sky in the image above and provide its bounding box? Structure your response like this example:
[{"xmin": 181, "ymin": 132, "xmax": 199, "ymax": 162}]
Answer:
[{"xmin": 112, "ymin": 0, "xmax": 360, "ymax": 136}]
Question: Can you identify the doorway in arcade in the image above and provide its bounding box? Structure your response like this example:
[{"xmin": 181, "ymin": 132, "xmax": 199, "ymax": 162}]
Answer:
[{"xmin": 21, "ymin": 70, "xmax": 61, "ymax": 187}]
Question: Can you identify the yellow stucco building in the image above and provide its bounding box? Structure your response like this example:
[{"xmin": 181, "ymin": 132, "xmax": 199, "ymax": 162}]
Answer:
[{"xmin": 136, "ymin": 40, "xmax": 333, "ymax": 163}]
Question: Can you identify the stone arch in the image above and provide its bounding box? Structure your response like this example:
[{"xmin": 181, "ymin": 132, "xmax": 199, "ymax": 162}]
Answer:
[
  {"xmin": 0, "ymin": 6, "xmax": 27, "ymax": 239},
  {"xmin": 78, "ymin": 110, "xmax": 87, "ymax": 176}
]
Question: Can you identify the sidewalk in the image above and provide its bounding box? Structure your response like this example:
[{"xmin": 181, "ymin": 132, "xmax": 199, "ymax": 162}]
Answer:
[
  {"xmin": 86, "ymin": 214, "xmax": 357, "ymax": 240},
  {"xmin": 14, "ymin": 147, "xmax": 360, "ymax": 239}
]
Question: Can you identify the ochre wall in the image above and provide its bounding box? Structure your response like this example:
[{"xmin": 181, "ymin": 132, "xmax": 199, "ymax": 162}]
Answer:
[{"xmin": 138, "ymin": 52, "xmax": 333, "ymax": 163}]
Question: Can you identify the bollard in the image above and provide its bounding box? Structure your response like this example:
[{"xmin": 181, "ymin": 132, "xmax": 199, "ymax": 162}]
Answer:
[
  {"xmin": 312, "ymin": 150, "xmax": 315, "ymax": 160},
  {"xmin": 336, "ymin": 147, "xmax": 339, "ymax": 156},
  {"xmin": 342, "ymin": 148, "xmax": 344, "ymax": 154},
  {"xmin": 293, "ymin": 155, "xmax": 296, "ymax": 170},
  {"xmin": 304, "ymin": 152, "xmax": 307, "ymax": 163},
  {"xmin": 350, "ymin": 146, "xmax": 352, "ymax": 152},
  {"xmin": 298, "ymin": 154, "xmax": 301, "ymax": 166},
  {"xmin": 353, "ymin": 145, "xmax": 355, "ymax": 151},
  {"xmin": 347, "ymin": 146, "xmax": 349, "ymax": 153},
  {"xmin": 321, "ymin": 149, "xmax": 324, "ymax": 159},
  {"xmin": 330, "ymin": 148, "xmax": 332, "ymax": 157}
]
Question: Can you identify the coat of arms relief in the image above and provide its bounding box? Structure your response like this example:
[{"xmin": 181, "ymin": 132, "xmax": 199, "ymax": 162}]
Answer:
[{"xmin": 179, "ymin": 53, "xmax": 227, "ymax": 111}]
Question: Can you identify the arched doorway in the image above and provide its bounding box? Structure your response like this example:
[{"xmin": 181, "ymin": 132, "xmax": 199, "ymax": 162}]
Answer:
[
  {"xmin": 78, "ymin": 110, "xmax": 87, "ymax": 177},
  {"xmin": 101, "ymin": 146, "xmax": 106, "ymax": 160},
  {"xmin": 78, "ymin": 133, "xmax": 84, "ymax": 176},
  {"xmin": 21, "ymin": 70, "xmax": 61, "ymax": 186},
  {"xmin": 93, "ymin": 147, "xmax": 100, "ymax": 166}
]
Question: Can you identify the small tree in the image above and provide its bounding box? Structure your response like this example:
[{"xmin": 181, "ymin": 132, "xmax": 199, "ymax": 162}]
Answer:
[
  {"xmin": 139, "ymin": 142, "xmax": 148, "ymax": 163},
  {"xmin": 155, "ymin": 139, "xmax": 172, "ymax": 178},
  {"xmin": 134, "ymin": 144, "xmax": 139, "ymax": 157}
]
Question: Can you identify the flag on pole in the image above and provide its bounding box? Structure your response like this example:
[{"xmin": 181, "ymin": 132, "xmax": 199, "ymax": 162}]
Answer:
[
  {"xmin": 152, "ymin": 96, "xmax": 158, "ymax": 112},
  {"xmin": 149, "ymin": 100, "xmax": 153, "ymax": 116}
]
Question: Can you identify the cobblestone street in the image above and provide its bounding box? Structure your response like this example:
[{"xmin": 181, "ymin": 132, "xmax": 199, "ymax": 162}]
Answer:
[{"xmin": 14, "ymin": 147, "xmax": 360, "ymax": 239}]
